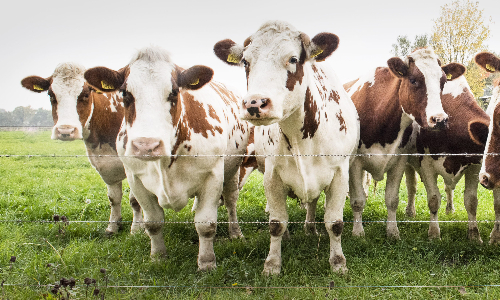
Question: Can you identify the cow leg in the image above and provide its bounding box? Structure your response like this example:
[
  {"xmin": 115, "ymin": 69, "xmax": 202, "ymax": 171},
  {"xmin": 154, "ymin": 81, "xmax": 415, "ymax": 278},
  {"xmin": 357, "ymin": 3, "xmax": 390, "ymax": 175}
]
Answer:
[
  {"xmin": 304, "ymin": 197, "xmax": 319, "ymax": 235},
  {"xmin": 419, "ymin": 164, "xmax": 441, "ymax": 240},
  {"xmin": 349, "ymin": 160, "xmax": 366, "ymax": 237},
  {"xmin": 262, "ymin": 168, "xmax": 288, "ymax": 276},
  {"xmin": 105, "ymin": 181, "xmax": 123, "ymax": 235},
  {"xmin": 445, "ymin": 185, "xmax": 455, "ymax": 214},
  {"xmin": 385, "ymin": 157, "xmax": 407, "ymax": 239},
  {"xmin": 325, "ymin": 165, "xmax": 348, "ymax": 274},
  {"xmin": 129, "ymin": 190, "xmax": 144, "ymax": 234},
  {"xmin": 195, "ymin": 172, "xmax": 223, "ymax": 271},
  {"xmin": 464, "ymin": 165, "xmax": 482, "ymax": 243},
  {"xmin": 222, "ymin": 169, "xmax": 244, "ymax": 239},
  {"xmin": 405, "ymin": 165, "xmax": 417, "ymax": 218},
  {"xmin": 489, "ymin": 189, "xmax": 500, "ymax": 244}
]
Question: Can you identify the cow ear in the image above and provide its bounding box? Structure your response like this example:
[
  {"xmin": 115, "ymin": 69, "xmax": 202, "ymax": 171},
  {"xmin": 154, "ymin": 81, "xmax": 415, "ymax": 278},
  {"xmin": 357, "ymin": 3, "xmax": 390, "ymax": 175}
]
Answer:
[
  {"xmin": 442, "ymin": 63, "xmax": 466, "ymax": 81},
  {"xmin": 84, "ymin": 66, "xmax": 126, "ymax": 92},
  {"xmin": 214, "ymin": 39, "xmax": 244, "ymax": 66},
  {"xmin": 21, "ymin": 76, "xmax": 51, "ymax": 93},
  {"xmin": 469, "ymin": 119, "xmax": 489, "ymax": 146},
  {"xmin": 178, "ymin": 65, "xmax": 214, "ymax": 90},
  {"xmin": 308, "ymin": 33, "xmax": 339, "ymax": 62},
  {"xmin": 387, "ymin": 57, "xmax": 409, "ymax": 78},
  {"xmin": 475, "ymin": 52, "xmax": 500, "ymax": 73}
]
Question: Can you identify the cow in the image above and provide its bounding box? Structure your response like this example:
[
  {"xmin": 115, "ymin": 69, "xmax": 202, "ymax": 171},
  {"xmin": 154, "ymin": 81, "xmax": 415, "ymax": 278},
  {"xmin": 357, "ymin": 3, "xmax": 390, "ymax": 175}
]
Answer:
[
  {"xmin": 214, "ymin": 20, "xmax": 360, "ymax": 275},
  {"xmin": 404, "ymin": 75, "xmax": 489, "ymax": 241},
  {"xmin": 20, "ymin": 63, "xmax": 143, "ymax": 235},
  {"xmin": 473, "ymin": 51, "xmax": 500, "ymax": 244},
  {"xmin": 344, "ymin": 48, "xmax": 466, "ymax": 239},
  {"xmin": 83, "ymin": 46, "xmax": 250, "ymax": 271}
]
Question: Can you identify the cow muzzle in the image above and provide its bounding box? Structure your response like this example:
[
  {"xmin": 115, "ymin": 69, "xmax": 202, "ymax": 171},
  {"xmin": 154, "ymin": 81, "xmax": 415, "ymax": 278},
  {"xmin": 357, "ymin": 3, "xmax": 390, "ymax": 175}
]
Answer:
[
  {"xmin": 131, "ymin": 137, "xmax": 165, "ymax": 160},
  {"xmin": 241, "ymin": 95, "xmax": 279, "ymax": 125},
  {"xmin": 479, "ymin": 172, "xmax": 496, "ymax": 190},
  {"xmin": 427, "ymin": 113, "xmax": 448, "ymax": 130},
  {"xmin": 54, "ymin": 125, "xmax": 80, "ymax": 141}
]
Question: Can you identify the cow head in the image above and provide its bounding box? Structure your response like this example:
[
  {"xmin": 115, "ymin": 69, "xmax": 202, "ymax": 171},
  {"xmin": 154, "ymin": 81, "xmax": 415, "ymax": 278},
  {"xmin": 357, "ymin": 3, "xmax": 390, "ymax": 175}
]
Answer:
[
  {"xmin": 84, "ymin": 46, "xmax": 213, "ymax": 161},
  {"xmin": 474, "ymin": 52, "xmax": 500, "ymax": 189},
  {"xmin": 21, "ymin": 63, "xmax": 94, "ymax": 140},
  {"xmin": 214, "ymin": 20, "xmax": 338, "ymax": 126},
  {"xmin": 387, "ymin": 48, "xmax": 465, "ymax": 130}
]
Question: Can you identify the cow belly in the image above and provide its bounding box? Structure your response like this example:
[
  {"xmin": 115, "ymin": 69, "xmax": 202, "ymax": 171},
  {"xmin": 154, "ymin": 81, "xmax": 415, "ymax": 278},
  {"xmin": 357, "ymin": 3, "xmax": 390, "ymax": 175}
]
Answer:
[
  {"xmin": 422, "ymin": 156, "xmax": 469, "ymax": 188},
  {"xmin": 86, "ymin": 143, "xmax": 126, "ymax": 185},
  {"xmin": 356, "ymin": 142, "xmax": 404, "ymax": 181}
]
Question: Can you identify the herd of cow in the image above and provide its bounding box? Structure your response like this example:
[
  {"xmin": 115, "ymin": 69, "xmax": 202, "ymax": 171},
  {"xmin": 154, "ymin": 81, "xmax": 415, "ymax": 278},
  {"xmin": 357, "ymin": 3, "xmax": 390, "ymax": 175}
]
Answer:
[{"xmin": 18, "ymin": 21, "xmax": 500, "ymax": 275}]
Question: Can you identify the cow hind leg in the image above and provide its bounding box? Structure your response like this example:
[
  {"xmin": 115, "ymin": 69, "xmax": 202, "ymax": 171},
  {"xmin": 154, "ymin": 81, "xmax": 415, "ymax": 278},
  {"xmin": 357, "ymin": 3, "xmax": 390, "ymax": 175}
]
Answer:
[
  {"xmin": 489, "ymin": 189, "xmax": 500, "ymax": 244},
  {"xmin": 304, "ymin": 197, "xmax": 319, "ymax": 235},
  {"xmin": 405, "ymin": 165, "xmax": 417, "ymax": 218},
  {"xmin": 445, "ymin": 185, "xmax": 455, "ymax": 215},
  {"xmin": 464, "ymin": 165, "xmax": 482, "ymax": 243},
  {"xmin": 129, "ymin": 190, "xmax": 144, "ymax": 234},
  {"xmin": 349, "ymin": 161, "xmax": 366, "ymax": 237},
  {"xmin": 222, "ymin": 170, "xmax": 244, "ymax": 239},
  {"xmin": 105, "ymin": 182, "xmax": 123, "ymax": 235}
]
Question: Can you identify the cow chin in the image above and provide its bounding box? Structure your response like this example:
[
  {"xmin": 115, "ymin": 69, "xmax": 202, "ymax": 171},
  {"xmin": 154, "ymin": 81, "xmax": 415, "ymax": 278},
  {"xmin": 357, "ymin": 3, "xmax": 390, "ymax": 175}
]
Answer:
[{"xmin": 241, "ymin": 114, "xmax": 281, "ymax": 126}]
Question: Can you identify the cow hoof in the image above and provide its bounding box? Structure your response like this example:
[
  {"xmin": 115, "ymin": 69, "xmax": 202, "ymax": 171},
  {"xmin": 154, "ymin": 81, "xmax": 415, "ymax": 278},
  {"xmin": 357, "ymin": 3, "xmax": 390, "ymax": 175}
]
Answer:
[
  {"xmin": 468, "ymin": 228, "xmax": 482, "ymax": 243},
  {"xmin": 198, "ymin": 261, "xmax": 217, "ymax": 272},
  {"xmin": 330, "ymin": 255, "xmax": 347, "ymax": 274},
  {"xmin": 150, "ymin": 252, "xmax": 167, "ymax": 262},
  {"xmin": 386, "ymin": 226, "xmax": 400, "ymax": 240},
  {"xmin": 304, "ymin": 224, "xmax": 318, "ymax": 235},
  {"xmin": 489, "ymin": 230, "xmax": 500, "ymax": 245},
  {"xmin": 262, "ymin": 264, "xmax": 281, "ymax": 276},
  {"xmin": 428, "ymin": 228, "xmax": 441, "ymax": 240},
  {"xmin": 405, "ymin": 207, "xmax": 416, "ymax": 218},
  {"xmin": 351, "ymin": 226, "xmax": 365, "ymax": 238},
  {"xmin": 130, "ymin": 223, "xmax": 144, "ymax": 235},
  {"xmin": 331, "ymin": 264, "xmax": 348, "ymax": 275},
  {"xmin": 229, "ymin": 230, "xmax": 245, "ymax": 240}
]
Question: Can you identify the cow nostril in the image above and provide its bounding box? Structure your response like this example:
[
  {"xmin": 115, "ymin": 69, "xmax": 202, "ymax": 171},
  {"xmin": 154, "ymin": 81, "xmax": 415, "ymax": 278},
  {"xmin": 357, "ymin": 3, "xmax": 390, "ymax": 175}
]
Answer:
[
  {"xmin": 251, "ymin": 100, "xmax": 257, "ymax": 104},
  {"xmin": 261, "ymin": 99, "xmax": 268, "ymax": 108}
]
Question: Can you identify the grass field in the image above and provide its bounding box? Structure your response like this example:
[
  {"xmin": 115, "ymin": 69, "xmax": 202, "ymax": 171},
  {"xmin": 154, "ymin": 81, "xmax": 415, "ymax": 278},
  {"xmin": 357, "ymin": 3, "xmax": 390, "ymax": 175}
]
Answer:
[{"xmin": 1, "ymin": 131, "xmax": 500, "ymax": 299}]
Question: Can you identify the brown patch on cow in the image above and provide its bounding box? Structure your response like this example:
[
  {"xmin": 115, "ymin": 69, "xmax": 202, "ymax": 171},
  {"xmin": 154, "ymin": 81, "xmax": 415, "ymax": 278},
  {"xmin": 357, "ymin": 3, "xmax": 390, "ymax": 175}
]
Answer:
[
  {"xmin": 207, "ymin": 104, "xmax": 221, "ymax": 123},
  {"xmin": 282, "ymin": 132, "xmax": 292, "ymax": 151},
  {"xmin": 129, "ymin": 196, "xmax": 141, "ymax": 212},
  {"xmin": 428, "ymin": 194, "xmax": 439, "ymax": 215},
  {"xmin": 329, "ymin": 90, "xmax": 340, "ymax": 104},
  {"xmin": 76, "ymin": 85, "xmax": 93, "ymax": 129},
  {"xmin": 331, "ymin": 220, "xmax": 344, "ymax": 236},
  {"xmin": 209, "ymin": 82, "xmax": 239, "ymax": 106},
  {"xmin": 331, "ymin": 255, "xmax": 346, "ymax": 266},
  {"xmin": 483, "ymin": 105, "xmax": 500, "ymax": 186},
  {"xmin": 399, "ymin": 124, "xmax": 413, "ymax": 148},
  {"xmin": 47, "ymin": 89, "xmax": 59, "ymax": 124},
  {"xmin": 343, "ymin": 79, "xmax": 359, "ymax": 93},
  {"xmin": 398, "ymin": 62, "xmax": 431, "ymax": 128},
  {"xmin": 301, "ymin": 87, "xmax": 320, "ymax": 139},
  {"xmin": 336, "ymin": 110, "xmax": 347, "ymax": 133},
  {"xmin": 123, "ymin": 131, "xmax": 128, "ymax": 150},
  {"xmin": 269, "ymin": 219, "xmax": 284, "ymax": 236},
  {"xmin": 285, "ymin": 43, "xmax": 306, "ymax": 91}
]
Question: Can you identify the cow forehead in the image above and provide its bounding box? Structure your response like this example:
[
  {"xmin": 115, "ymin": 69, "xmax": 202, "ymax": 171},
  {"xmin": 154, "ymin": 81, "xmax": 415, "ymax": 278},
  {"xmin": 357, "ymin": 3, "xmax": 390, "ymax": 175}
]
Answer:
[
  {"xmin": 50, "ymin": 62, "xmax": 86, "ymax": 100},
  {"xmin": 245, "ymin": 22, "xmax": 302, "ymax": 60},
  {"xmin": 127, "ymin": 60, "xmax": 174, "ymax": 96},
  {"xmin": 407, "ymin": 49, "xmax": 442, "ymax": 79}
]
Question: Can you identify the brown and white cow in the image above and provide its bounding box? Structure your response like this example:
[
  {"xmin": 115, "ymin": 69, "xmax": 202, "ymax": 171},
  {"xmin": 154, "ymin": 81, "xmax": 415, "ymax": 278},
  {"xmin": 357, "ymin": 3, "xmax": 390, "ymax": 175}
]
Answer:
[
  {"xmin": 20, "ymin": 63, "xmax": 143, "ymax": 235},
  {"xmin": 405, "ymin": 75, "xmax": 489, "ymax": 241},
  {"xmin": 84, "ymin": 46, "xmax": 250, "ymax": 271},
  {"xmin": 473, "ymin": 52, "xmax": 500, "ymax": 244},
  {"xmin": 214, "ymin": 21, "xmax": 359, "ymax": 275},
  {"xmin": 344, "ymin": 48, "xmax": 466, "ymax": 239}
]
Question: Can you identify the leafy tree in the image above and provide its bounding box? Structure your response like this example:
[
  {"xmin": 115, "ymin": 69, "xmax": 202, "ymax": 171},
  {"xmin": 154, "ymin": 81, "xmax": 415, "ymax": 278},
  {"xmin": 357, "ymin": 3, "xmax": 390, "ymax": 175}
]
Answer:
[
  {"xmin": 391, "ymin": 35, "xmax": 429, "ymax": 57},
  {"xmin": 0, "ymin": 106, "xmax": 52, "ymax": 127}
]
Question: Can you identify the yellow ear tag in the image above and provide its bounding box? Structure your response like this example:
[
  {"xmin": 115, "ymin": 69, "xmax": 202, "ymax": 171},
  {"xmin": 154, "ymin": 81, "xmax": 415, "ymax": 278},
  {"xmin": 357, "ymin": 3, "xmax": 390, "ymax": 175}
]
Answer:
[
  {"xmin": 486, "ymin": 64, "xmax": 496, "ymax": 72},
  {"xmin": 96, "ymin": 90, "xmax": 103, "ymax": 94},
  {"xmin": 446, "ymin": 74, "xmax": 452, "ymax": 80},
  {"xmin": 33, "ymin": 84, "xmax": 44, "ymax": 91},
  {"xmin": 101, "ymin": 80, "xmax": 114, "ymax": 90},
  {"xmin": 227, "ymin": 53, "xmax": 240, "ymax": 64},
  {"xmin": 398, "ymin": 71, "xmax": 404, "ymax": 76},
  {"xmin": 190, "ymin": 78, "xmax": 200, "ymax": 86},
  {"xmin": 311, "ymin": 49, "xmax": 324, "ymax": 58}
]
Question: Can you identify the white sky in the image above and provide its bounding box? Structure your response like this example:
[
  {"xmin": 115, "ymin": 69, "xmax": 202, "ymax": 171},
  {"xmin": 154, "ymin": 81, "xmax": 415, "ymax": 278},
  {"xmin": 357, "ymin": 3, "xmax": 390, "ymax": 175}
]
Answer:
[{"xmin": 2, "ymin": 0, "xmax": 499, "ymax": 111}]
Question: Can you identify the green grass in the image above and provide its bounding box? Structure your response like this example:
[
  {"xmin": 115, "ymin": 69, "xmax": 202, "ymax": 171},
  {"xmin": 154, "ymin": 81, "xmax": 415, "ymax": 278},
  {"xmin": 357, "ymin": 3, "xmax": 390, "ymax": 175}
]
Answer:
[{"xmin": 1, "ymin": 131, "xmax": 500, "ymax": 299}]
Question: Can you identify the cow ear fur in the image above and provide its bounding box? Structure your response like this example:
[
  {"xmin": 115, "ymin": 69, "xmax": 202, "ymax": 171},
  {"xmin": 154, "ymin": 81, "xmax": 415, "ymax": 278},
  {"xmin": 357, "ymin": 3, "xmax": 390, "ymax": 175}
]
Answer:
[
  {"xmin": 387, "ymin": 57, "xmax": 409, "ymax": 78},
  {"xmin": 214, "ymin": 39, "xmax": 244, "ymax": 66},
  {"xmin": 84, "ymin": 67, "xmax": 125, "ymax": 92},
  {"xmin": 309, "ymin": 33, "xmax": 339, "ymax": 62},
  {"xmin": 475, "ymin": 52, "xmax": 500, "ymax": 73},
  {"xmin": 178, "ymin": 65, "xmax": 214, "ymax": 90},
  {"xmin": 21, "ymin": 76, "xmax": 51, "ymax": 93},
  {"xmin": 469, "ymin": 119, "xmax": 490, "ymax": 146},
  {"xmin": 442, "ymin": 63, "xmax": 466, "ymax": 81}
]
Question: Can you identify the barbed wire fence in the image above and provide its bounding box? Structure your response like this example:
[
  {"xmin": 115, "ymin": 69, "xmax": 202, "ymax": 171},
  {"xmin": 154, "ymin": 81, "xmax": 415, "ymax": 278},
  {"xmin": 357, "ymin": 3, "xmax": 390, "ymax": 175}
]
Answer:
[{"xmin": 2, "ymin": 127, "xmax": 500, "ymax": 294}]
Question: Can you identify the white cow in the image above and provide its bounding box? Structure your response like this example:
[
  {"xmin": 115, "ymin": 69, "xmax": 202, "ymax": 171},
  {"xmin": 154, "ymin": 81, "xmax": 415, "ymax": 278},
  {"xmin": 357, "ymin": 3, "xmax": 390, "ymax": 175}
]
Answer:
[{"xmin": 214, "ymin": 21, "xmax": 359, "ymax": 275}]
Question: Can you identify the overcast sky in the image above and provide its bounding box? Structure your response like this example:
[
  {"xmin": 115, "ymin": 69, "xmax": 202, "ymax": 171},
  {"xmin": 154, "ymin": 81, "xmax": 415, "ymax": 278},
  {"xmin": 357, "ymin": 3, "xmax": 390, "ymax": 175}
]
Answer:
[{"xmin": 2, "ymin": 0, "xmax": 499, "ymax": 111}]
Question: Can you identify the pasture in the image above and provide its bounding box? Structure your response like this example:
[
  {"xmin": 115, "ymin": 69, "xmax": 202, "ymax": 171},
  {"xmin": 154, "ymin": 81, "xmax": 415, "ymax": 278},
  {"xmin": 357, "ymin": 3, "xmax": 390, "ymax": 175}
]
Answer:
[{"xmin": 1, "ymin": 130, "xmax": 500, "ymax": 299}]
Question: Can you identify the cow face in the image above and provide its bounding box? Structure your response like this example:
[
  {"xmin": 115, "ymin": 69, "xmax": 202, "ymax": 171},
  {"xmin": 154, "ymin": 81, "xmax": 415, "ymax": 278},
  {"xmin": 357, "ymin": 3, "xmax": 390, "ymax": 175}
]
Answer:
[
  {"xmin": 474, "ymin": 52, "xmax": 500, "ymax": 189},
  {"xmin": 21, "ymin": 63, "xmax": 93, "ymax": 141},
  {"xmin": 84, "ymin": 47, "xmax": 213, "ymax": 161},
  {"xmin": 387, "ymin": 49, "xmax": 465, "ymax": 130},
  {"xmin": 214, "ymin": 21, "xmax": 338, "ymax": 126}
]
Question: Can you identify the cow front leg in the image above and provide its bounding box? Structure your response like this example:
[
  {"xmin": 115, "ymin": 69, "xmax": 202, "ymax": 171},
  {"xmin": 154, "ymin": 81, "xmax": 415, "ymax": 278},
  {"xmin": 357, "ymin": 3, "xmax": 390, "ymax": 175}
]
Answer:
[
  {"xmin": 304, "ymin": 197, "xmax": 319, "ymax": 235},
  {"xmin": 325, "ymin": 164, "xmax": 348, "ymax": 274},
  {"xmin": 445, "ymin": 185, "xmax": 455, "ymax": 214},
  {"xmin": 129, "ymin": 190, "xmax": 144, "ymax": 234},
  {"xmin": 385, "ymin": 157, "xmax": 407, "ymax": 239},
  {"xmin": 195, "ymin": 173, "xmax": 223, "ymax": 271},
  {"xmin": 419, "ymin": 164, "xmax": 441, "ymax": 240},
  {"xmin": 490, "ymin": 189, "xmax": 500, "ymax": 244},
  {"xmin": 405, "ymin": 165, "xmax": 417, "ymax": 218},
  {"xmin": 105, "ymin": 181, "xmax": 123, "ymax": 235},
  {"xmin": 222, "ymin": 169, "xmax": 244, "ymax": 239},
  {"xmin": 464, "ymin": 165, "xmax": 482, "ymax": 243},
  {"xmin": 262, "ymin": 168, "xmax": 288, "ymax": 276},
  {"xmin": 349, "ymin": 160, "xmax": 366, "ymax": 237}
]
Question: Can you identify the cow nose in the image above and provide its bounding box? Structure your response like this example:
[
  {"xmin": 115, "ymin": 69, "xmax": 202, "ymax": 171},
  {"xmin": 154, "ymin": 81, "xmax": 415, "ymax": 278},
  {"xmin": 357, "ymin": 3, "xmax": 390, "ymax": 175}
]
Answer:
[
  {"xmin": 429, "ymin": 114, "xmax": 448, "ymax": 130},
  {"xmin": 243, "ymin": 97, "xmax": 271, "ymax": 118},
  {"xmin": 131, "ymin": 138, "xmax": 164, "ymax": 160},
  {"xmin": 480, "ymin": 172, "xmax": 492, "ymax": 189},
  {"xmin": 56, "ymin": 126, "xmax": 77, "ymax": 140}
]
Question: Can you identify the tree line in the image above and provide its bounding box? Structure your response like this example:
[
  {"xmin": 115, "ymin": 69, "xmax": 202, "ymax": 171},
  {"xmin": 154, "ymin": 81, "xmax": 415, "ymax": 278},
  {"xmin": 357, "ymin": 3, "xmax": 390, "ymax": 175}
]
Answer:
[{"xmin": 0, "ymin": 106, "xmax": 53, "ymax": 127}]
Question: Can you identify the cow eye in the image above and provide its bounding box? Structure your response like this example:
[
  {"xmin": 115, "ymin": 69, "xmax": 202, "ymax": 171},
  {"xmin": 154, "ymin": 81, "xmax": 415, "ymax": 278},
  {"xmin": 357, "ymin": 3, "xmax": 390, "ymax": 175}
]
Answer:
[
  {"xmin": 242, "ymin": 59, "xmax": 249, "ymax": 68},
  {"xmin": 121, "ymin": 90, "xmax": 128, "ymax": 97},
  {"xmin": 289, "ymin": 57, "xmax": 298, "ymax": 64},
  {"xmin": 409, "ymin": 78, "xmax": 417, "ymax": 86}
]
